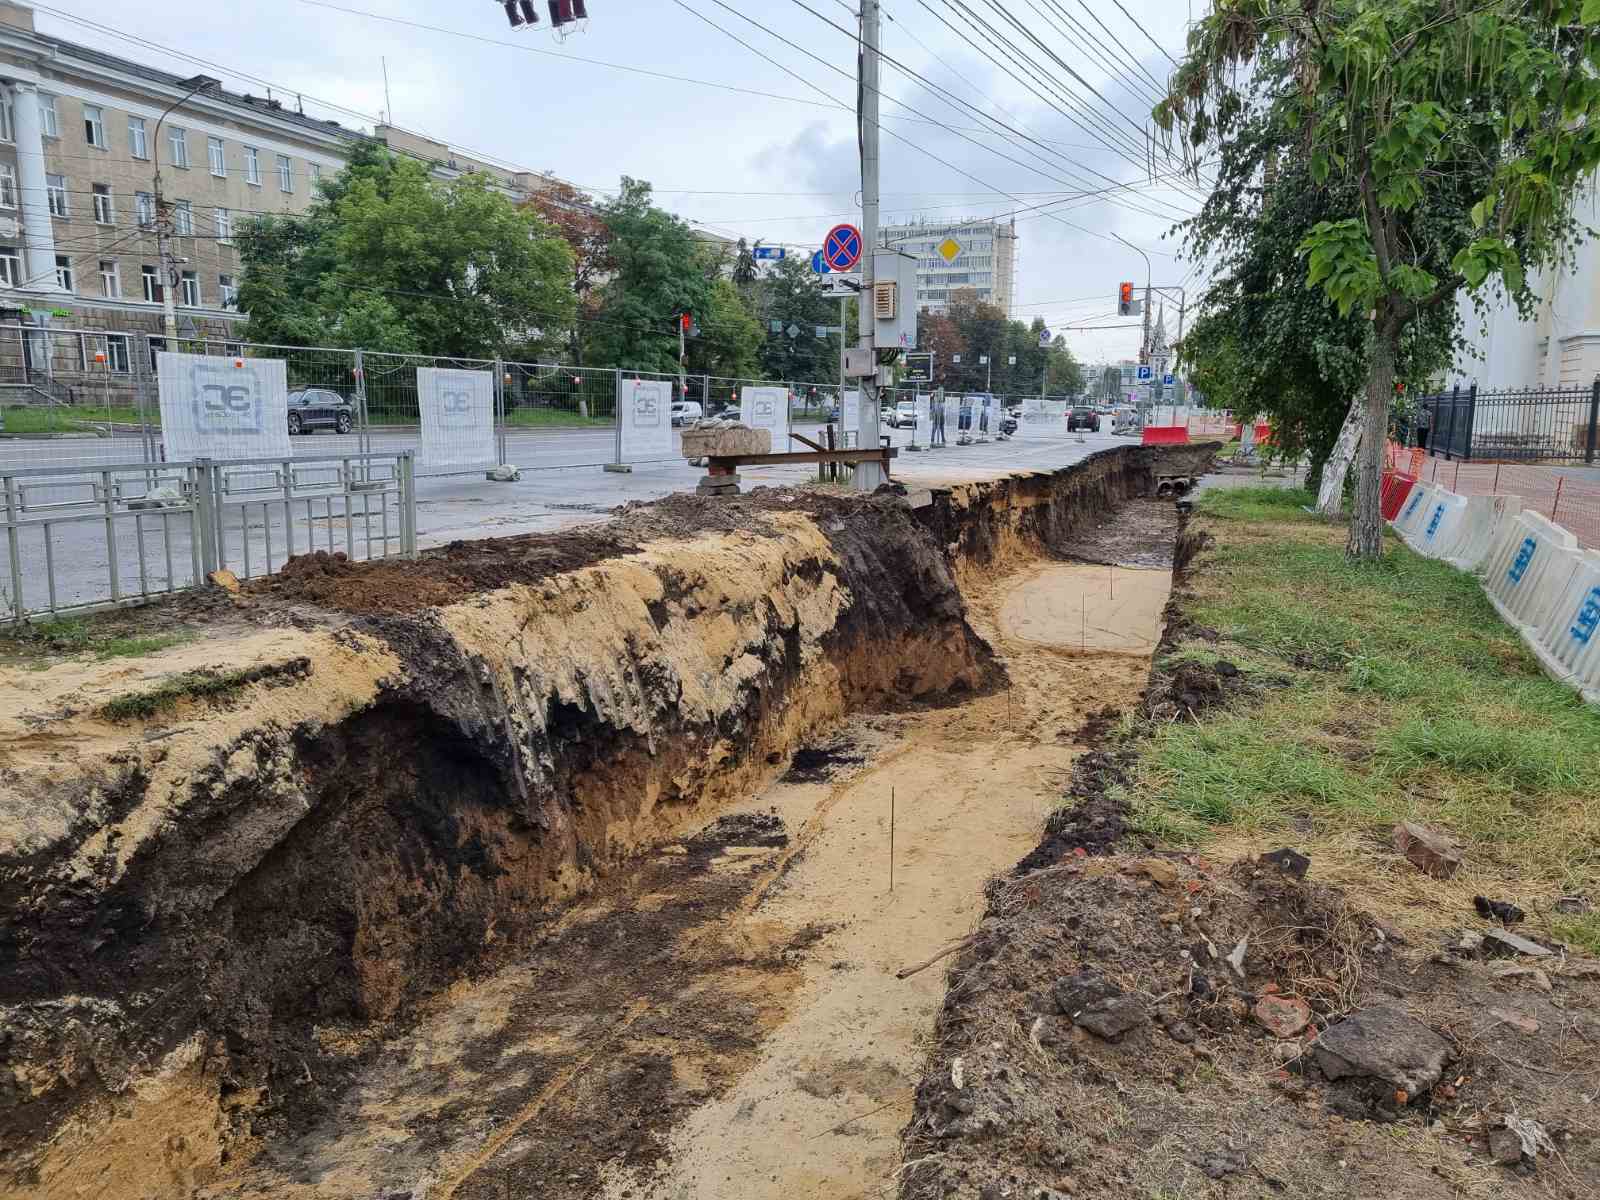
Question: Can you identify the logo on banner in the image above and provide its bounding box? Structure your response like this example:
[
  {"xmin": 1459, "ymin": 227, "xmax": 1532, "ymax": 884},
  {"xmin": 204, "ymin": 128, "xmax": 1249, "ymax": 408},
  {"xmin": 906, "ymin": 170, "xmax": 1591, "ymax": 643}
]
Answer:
[
  {"xmin": 190, "ymin": 361, "xmax": 265, "ymax": 436},
  {"xmin": 751, "ymin": 395, "xmax": 776, "ymax": 420},
  {"xmin": 1403, "ymin": 492, "xmax": 1424, "ymax": 520},
  {"xmin": 1509, "ymin": 537, "xmax": 1537, "ymax": 584},
  {"xmin": 439, "ymin": 386, "xmax": 477, "ymax": 427},
  {"xmin": 631, "ymin": 385, "xmax": 662, "ymax": 426},
  {"xmin": 1425, "ymin": 504, "xmax": 1445, "ymax": 540}
]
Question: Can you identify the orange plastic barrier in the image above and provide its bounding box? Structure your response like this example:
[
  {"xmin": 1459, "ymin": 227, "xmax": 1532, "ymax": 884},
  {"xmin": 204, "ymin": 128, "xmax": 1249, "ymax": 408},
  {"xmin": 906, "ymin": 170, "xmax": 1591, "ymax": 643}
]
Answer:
[
  {"xmin": 1142, "ymin": 426, "xmax": 1190, "ymax": 446},
  {"xmin": 1380, "ymin": 472, "xmax": 1417, "ymax": 521},
  {"xmin": 1413, "ymin": 458, "xmax": 1600, "ymax": 552},
  {"xmin": 1254, "ymin": 422, "xmax": 1272, "ymax": 446}
]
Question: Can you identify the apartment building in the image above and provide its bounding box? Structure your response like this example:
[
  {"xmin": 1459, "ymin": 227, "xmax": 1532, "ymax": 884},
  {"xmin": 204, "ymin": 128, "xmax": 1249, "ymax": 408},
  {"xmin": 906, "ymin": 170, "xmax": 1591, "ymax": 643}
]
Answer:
[{"xmin": 881, "ymin": 216, "xmax": 1018, "ymax": 317}]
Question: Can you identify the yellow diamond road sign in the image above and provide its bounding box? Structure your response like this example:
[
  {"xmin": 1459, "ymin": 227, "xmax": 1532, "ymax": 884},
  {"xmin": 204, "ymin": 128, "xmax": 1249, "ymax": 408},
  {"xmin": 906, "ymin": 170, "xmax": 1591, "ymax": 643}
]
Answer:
[{"xmin": 937, "ymin": 236, "xmax": 963, "ymax": 263}]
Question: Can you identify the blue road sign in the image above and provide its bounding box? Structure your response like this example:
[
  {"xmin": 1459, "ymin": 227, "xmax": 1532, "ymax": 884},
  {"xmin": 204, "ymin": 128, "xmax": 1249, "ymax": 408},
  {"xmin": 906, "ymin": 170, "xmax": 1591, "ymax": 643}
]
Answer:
[
  {"xmin": 811, "ymin": 250, "xmax": 831, "ymax": 274},
  {"xmin": 754, "ymin": 246, "xmax": 785, "ymax": 261},
  {"xmin": 1163, "ymin": 373, "xmax": 1175, "ymax": 386},
  {"xmin": 824, "ymin": 224, "xmax": 863, "ymax": 272},
  {"xmin": 1038, "ymin": 328, "xmax": 1053, "ymax": 348},
  {"xmin": 1136, "ymin": 365, "xmax": 1153, "ymax": 382}
]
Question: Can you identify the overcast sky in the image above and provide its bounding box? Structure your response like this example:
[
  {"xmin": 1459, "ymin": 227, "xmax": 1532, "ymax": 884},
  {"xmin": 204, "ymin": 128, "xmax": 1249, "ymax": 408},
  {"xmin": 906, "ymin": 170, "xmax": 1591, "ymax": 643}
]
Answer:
[{"xmin": 39, "ymin": 0, "xmax": 1210, "ymax": 367}]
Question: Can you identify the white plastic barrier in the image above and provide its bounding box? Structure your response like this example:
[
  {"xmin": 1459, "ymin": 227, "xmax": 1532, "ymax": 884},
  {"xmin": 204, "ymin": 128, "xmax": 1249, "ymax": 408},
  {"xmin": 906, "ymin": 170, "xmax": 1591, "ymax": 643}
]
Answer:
[
  {"xmin": 912, "ymin": 393, "xmax": 932, "ymax": 446},
  {"xmin": 419, "ymin": 367, "xmax": 498, "ymax": 473},
  {"xmin": 941, "ymin": 394, "xmax": 960, "ymax": 445},
  {"xmin": 1480, "ymin": 512, "xmax": 1583, "ymax": 635},
  {"xmin": 1403, "ymin": 489, "xmax": 1469, "ymax": 558},
  {"xmin": 1528, "ymin": 550, "xmax": 1600, "ymax": 704},
  {"xmin": 1392, "ymin": 483, "xmax": 1438, "ymax": 539},
  {"xmin": 741, "ymin": 385, "xmax": 791, "ymax": 449},
  {"xmin": 1443, "ymin": 495, "xmax": 1522, "ymax": 572}
]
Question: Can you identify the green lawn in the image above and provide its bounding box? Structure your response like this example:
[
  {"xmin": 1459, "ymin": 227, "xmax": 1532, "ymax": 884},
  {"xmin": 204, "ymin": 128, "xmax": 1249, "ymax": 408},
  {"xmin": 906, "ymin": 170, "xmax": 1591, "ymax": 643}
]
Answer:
[
  {"xmin": 1126, "ymin": 485, "xmax": 1600, "ymax": 951},
  {"xmin": 504, "ymin": 407, "xmax": 613, "ymax": 429},
  {"xmin": 2, "ymin": 405, "xmax": 154, "ymax": 435},
  {"xmin": 0, "ymin": 615, "xmax": 191, "ymax": 668}
]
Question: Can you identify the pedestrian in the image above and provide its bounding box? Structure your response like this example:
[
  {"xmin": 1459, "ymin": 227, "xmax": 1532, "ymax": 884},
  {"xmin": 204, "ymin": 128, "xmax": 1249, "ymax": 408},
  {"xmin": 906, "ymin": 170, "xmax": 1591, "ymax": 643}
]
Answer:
[
  {"xmin": 1415, "ymin": 400, "xmax": 1431, "ymax": 451},
  {"xmin": 930, "ymin": 394, "xmax": 946, "ymax": 446}
]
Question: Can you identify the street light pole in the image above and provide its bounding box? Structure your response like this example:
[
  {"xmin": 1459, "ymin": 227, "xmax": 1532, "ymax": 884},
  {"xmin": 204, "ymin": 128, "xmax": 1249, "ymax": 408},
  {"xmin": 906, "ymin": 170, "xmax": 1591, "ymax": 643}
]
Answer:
[
  {"xmin": 151, "ymin": 75, "xmax": 220, "ymax": 344},
  {"xmin": 1113, "ymin": 233, "xmax": 1153, "ymax": 365}
]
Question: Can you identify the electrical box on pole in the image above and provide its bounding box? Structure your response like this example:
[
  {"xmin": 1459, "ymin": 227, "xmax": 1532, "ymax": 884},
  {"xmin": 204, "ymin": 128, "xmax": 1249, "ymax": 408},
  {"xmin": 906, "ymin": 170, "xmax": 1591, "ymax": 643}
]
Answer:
[{"xmin": 871, "ymin": 248, "xmax": 919, "ymax": 351}]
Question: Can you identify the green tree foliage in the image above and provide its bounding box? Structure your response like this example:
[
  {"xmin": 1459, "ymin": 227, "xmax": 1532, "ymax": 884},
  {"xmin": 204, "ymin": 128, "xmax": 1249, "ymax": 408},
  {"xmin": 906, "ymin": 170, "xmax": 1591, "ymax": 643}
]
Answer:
[
  {"xmin": 587, "ymin": 177, "xmax": 723, "ymax": 374},
  {"xmin": 747, "ymin": 256, "xmax": 843, "ymax": 382},
  {"xmin": 237, "ymin": 143, "xmax": 575, "ymax": 359},
  {"xmin": 1158, "ymin": 0, "xmax": 1600, "ymax": 559},
  {"xmin": 918, "ymin": 293, "xmax": 1082, "ymax": 395},
  {"xmin": 688, "ymin": 278, "xmax": 764, "ymax": 380}
]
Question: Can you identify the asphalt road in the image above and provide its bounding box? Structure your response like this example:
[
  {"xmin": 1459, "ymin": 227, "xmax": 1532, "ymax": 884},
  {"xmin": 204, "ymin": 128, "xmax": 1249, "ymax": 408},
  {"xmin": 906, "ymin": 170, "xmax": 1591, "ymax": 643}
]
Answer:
[{"xmin": 1, "ymin": 422, "xmax": 1133, "ymax": 617}]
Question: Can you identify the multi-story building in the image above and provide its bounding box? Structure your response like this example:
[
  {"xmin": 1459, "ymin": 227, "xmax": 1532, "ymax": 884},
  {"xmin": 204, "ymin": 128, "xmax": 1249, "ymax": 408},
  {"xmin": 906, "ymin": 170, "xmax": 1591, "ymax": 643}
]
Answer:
[{"xmin": 881, "ymin": 216, "xmax": 1018, "ymax": 317}]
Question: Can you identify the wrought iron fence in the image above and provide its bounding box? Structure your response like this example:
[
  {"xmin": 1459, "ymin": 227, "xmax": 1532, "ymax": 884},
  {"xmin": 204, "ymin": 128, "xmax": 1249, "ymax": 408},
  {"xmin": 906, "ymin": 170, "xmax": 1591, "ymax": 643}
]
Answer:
[
  {"xmin": 2, "ymin": 451, "xmax": 415, "ymax": 623},
  {"xmin": 1417, "ymin": 381, "xmax": 1600, "ymax": 463}
]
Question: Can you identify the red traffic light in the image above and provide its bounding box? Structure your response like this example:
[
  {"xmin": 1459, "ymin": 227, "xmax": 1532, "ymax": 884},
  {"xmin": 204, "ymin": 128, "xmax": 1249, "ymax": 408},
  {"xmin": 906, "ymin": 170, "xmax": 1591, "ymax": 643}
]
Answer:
[
  {"xmin": 1118, "ymin": 281, "xmax": 1134, "ymax": 315},
  {"xmin": 680, "ymin": 312, "xmax": 692, "ymax": 331}
]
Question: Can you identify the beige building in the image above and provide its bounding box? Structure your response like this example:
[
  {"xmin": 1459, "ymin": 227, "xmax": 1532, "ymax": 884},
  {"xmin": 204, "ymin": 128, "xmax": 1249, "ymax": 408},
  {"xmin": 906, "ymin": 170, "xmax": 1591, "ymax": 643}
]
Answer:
[{"xmin": 881, "ymin": 216, "xmax": 1018, "ymax": 317}]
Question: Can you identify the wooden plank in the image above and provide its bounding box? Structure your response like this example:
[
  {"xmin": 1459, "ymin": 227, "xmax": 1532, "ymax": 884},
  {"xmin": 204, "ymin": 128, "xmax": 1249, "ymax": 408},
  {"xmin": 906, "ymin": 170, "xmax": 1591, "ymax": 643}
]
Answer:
[{"xmin": 707, "ymin": 449, "xmax": 898, "ymax": 467}]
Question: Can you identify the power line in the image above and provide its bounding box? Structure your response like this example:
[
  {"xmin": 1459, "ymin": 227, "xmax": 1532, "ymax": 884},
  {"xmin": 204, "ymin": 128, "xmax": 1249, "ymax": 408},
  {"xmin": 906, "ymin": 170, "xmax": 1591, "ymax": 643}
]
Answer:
[{"xmin": 1108, "ymin": 0, "xmax": 1181, "ymax": 68}]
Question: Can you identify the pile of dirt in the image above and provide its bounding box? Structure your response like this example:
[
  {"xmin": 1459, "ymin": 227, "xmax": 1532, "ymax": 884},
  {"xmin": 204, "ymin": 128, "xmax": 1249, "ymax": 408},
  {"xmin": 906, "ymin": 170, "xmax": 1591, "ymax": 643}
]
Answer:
[{"xmin": 900, "ymin": 853, "xmax": 1600, "ymax": 1198}]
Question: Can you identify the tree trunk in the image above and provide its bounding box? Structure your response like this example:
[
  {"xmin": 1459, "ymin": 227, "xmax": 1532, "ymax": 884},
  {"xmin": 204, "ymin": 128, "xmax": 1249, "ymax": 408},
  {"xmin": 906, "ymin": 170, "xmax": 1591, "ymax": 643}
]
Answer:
[
  {"xmin": 1315, "ymin": 395, "xmax": 1365, "ymax": 517},
  {"xmin": 1346, "ymin": 325, "xmax": 1397, "ymax": 561}
]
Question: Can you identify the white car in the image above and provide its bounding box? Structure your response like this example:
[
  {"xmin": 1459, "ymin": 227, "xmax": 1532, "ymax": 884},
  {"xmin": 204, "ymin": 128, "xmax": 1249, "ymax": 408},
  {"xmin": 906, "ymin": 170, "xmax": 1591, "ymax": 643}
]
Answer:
[
  {"xmin": 671, "ymin": 401, "xmax": 703, "ymax": 427},
  {"xmin": 888, "ymin": 400, "xmax": 918, "ymax": 429}
]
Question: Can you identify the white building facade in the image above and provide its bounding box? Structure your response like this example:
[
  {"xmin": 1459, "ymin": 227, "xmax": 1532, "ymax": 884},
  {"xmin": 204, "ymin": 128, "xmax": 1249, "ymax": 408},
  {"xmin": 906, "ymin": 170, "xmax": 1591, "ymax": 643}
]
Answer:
[{"xmin": 880, "ymin": 216, "xmax": 1018, "ymax": 316}]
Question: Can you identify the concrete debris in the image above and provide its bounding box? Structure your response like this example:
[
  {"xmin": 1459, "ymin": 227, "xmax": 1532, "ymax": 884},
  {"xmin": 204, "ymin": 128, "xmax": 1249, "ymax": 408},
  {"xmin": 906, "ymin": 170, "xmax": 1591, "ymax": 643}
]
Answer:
[
  {"xmin": 1482, "ymin": 929, "xmax": 1551, "ymax": 958},
  {"xmin": 1225, "ymin": 936, "xmax": 1249, "ymax": 979},
  {"xmin": 207, "ymin": 568, "xmax": 242, "ymax": 594},
  {"xmin": 1454, "ymin": 930, "xmax": 1485, "ymax": 955},
  {"xmin": 1133, "ymin": 858, "xmax": 1178, "ymax": 886},
  {"xmin": 1053, "ymin": 970, "xmax": 1121, "ymax": 1018},
  {"xmin": 1253, "ymin": 994, "xmax": 1313, "ymax": 1038},
  {"xmin": 484, "ymin": 464, "xmax": 522, "ymax": 482},
  {"xmin": 1391, "ymin": 821, "xmax": 1461, "ymax": 879},
  {"xmin": 1489, "ymin": 1128, "xmax": 1524, "ymax": 1165},
  {"xmin": 1312, "ymin": 1004, "xmax": 1452, "ymax": 1095},
  {"xmin": 951, "ymin": 1056, "xmax": 965, "ymax": 1090},
  {"xmin": 128, "ymin": 484, "xmax": 184, "ymax": 510},
  {"xmin": 1073, "ymin": 994, "xmax": 1148, "ymax": 1040},
  {"xmin": 680, "ymin": 423, "xmax": 771, "ymax": 458}
]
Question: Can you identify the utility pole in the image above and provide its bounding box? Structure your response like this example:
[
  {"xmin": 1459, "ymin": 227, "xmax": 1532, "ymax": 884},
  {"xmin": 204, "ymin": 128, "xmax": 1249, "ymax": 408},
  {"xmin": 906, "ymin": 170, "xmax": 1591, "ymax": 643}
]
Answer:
[
  {"xmin": 854, "ymin": 0, "xmax": 884, "ymax": 491},
  {"xmin": 151, "ymin": 75, "xmax": 220, "ymax": 344}
]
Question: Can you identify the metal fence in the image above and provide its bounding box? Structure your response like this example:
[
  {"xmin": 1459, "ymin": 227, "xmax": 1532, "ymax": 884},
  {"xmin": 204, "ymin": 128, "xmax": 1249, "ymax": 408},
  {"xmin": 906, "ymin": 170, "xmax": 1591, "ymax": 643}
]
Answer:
[
  {"xmin": 1417, "ymin": 381, "xmax": 1600, "ymax": 463},
  {"xmin": 2, "ymin": 450, "xmax": 416, "ymax": 623}
]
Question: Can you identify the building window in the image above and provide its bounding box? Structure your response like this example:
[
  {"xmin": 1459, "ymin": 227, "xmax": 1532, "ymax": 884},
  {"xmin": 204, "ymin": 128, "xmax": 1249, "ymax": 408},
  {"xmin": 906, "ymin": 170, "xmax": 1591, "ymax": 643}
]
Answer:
[
  {"xmin": 310, "ymin": 162, "xmax": 321, "ymax": 186},
  {"xmin": 0, "ymin": 246, "xmax": 20, "ymax": 286},
  {"xmin": 134, "ymin": 191, "xmax": 155, "ymax": 226},
  {"xmin": 0, "ymin": 163, "xmax": 14, "ymax": 210},
  {"xmin": 147, "ymin": 335, "xmax": 166, "ymax": 372},
  {"xmin": 219, "ymin": 273, "xmax": 237, "ymax": 308},
  {"xmin": 84, "ymin": 104, "xmax": 106, "ymax": 147},
  {"xmin": 100, "ymin": 259, "xmax": 120, "ymax": 298},
  {"xmin": 244, "ymin": 146, "xmax": 260, "ymax": 185},
  {"xmin": 142, "ymin": 264, "xmax": 159, "ymax": 302},
  {"xmin": 168, "ymin": 125, "xmax": 188, "ymax": 168},
  {"xmin": 208, "ymin": 135, "xmax": 225, "ymax": 177},
  {"xmin": 128, "ymin": 115, "xmax": 148, "ymax": 158},
  {"xmin": 106, "ymin": 333, "xmax": 130, "ymax": 372},
  {"xmin": 46, "ymin": 174, "xmax": 67, "ymax": 217},
  {"xmin": 277, "ymin": 154, "xmax": 293, "ymax": 193},
  {"xmin": 55, "ymin": 254, "xmax": 73, "ymax": 291},
  {"xmin": 180, "ymin": 271, "xmax": 199, "ymax": 307},
  {"xmin": 92, "ymin": 184, "xmax": 113, "ymax": 224},
  {"xmin": 0, "ymin": 95, "xmax": 14, "ymax": 143},
  {"xmin": 38, "ymin": 94, "xmax": 57, "ymax": 138},
  {"xmin": 215, "ymin": 206, "xmax": 232, "ymax": 242},
  {"xmin": 174, "ymin": 200, "xmax": 193, "ymax": 236}
]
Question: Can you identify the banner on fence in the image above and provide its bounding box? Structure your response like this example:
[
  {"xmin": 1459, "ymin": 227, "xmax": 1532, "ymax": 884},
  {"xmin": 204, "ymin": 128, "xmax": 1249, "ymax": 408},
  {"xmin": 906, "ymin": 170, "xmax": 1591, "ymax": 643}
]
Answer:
[
  {"xmin": 158, "ymin": 352, "xmax": 292, "ymax": 462},
  {"xmin": 418, "ymin": 367, "xmax": 497, "ymax": 473},
  {"xmin": 1018, "ymin": 396, "xmax": 1048, "ymax": 438},
  {"xmin": 742, "ymin": 385, "xmax": 791, "ymax": 447},
  {"xmin": 617, "ymin": 377, "xmax": 673, "ymax": 462}
]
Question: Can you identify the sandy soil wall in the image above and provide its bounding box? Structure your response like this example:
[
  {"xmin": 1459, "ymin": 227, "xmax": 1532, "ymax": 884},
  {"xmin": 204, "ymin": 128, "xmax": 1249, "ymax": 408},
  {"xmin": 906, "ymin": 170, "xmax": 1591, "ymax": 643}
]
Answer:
[{"xmin": 0, "ymin": 445, "xmax": 1208, "ymax": 1193}]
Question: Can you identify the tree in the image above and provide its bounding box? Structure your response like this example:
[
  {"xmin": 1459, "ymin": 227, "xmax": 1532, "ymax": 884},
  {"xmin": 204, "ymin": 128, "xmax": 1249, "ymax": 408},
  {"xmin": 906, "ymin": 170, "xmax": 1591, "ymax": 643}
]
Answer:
[
  {"xmin": 588, "ymin": 177, "xmax": 716, "ymax": 374},
  {"xmin": 237, "ymin": 143, "xmax": 575, "ymax": 360},
  {"xmin": 1158, "ymin": 0, "xmax": 1600, "ymax": 559},
  {"xmin": 748, "ymin": 256, "xmax": 841, "ymax": 382},
  {"xmin": 687, "ymin": 278, "xmax": 763, "ymax": 380},
  {"xmin": 1177, "ymin": 114, "xmax": 1458, "ymax": 494},
  {"xmin": 526, "ymin": 181, "xmax": 615, "ymax": 365}
]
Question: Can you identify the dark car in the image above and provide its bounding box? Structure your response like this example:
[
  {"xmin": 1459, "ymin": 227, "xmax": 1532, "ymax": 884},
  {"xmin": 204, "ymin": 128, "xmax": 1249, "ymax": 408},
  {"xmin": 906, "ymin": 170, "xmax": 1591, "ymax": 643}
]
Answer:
[
  {"xmin": 999, "ymin": 414, "xmax": 1018, "ymax": 436},
  {"xmin": 1067, "ymin": 405, "xmax": 1101, "ymax": 433},
  {"xmin": 287, "ymin": 388, "xmax": 355, "ymax": 435}
]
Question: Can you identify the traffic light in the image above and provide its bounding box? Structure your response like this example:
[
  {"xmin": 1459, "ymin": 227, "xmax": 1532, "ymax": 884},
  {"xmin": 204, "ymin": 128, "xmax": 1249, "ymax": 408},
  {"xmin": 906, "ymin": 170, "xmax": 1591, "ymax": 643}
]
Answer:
[
  {"xmin": 1118, "ymin": 281, "xmax": 1133, "ymax": 316},
  {"xmin": 679, "ymin": 312, "xmax": 692, "ymax": 332},
  {"xmin": 503, "ymin": 0, "xmax": 538, "ymax": 25}
]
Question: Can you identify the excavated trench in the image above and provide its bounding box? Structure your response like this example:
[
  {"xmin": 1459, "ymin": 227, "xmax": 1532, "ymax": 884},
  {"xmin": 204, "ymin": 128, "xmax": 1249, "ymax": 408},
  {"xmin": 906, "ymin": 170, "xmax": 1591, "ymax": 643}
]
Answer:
[{"xmin": 0, "ymin": 443, "xmax": 1214, "ymax": 1199}]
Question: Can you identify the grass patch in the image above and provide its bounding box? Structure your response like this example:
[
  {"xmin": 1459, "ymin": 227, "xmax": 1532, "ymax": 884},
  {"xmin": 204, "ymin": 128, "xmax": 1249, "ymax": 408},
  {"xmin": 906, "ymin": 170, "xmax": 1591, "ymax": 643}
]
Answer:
[
  {"xmin": 1126, "ymin": 501, "xmax": 1600, "ymax": 928},
  {"xmin": 505, "ymin": 407, "xmax": 612, "ymax": 428},
  {"xmin": 2, "ymin": 405, "xmax": 153, "ymax": 434},
  {"xmin": 97, "ymin": 658, "xmax": 308, "ymax": 720},
  {"xmin": 0, "ymin": 616, "xmax": 191, "ymax": 665},
  {"xmin": 1552, "ymin": 911, "xmax": 1600, "ymax": 956}
]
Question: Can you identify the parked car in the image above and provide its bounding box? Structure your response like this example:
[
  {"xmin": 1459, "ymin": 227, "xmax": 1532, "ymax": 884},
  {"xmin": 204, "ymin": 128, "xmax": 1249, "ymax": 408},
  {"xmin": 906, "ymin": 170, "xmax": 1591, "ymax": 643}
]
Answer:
[
  {"xmin": 999, "ymin": 413, "xmax": 1018, "ymax": 436},
  {"xmin": 671, "ymin": 400, "xmax": 703, "ymax": 427},
  {"xmin": 889, "ymin": 400, "xmax": 918, "ymax": 429},
  {"xmin": 1067, "ymin": 405, "xmax": 1101, "ymax": 433},
  {"xmin": 287, "ymin": 388, "xmax": 355, "ymax": 435},
  {"xmin": 880, "ymin": 405, "xmax": 896, "ymax": 427}
]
